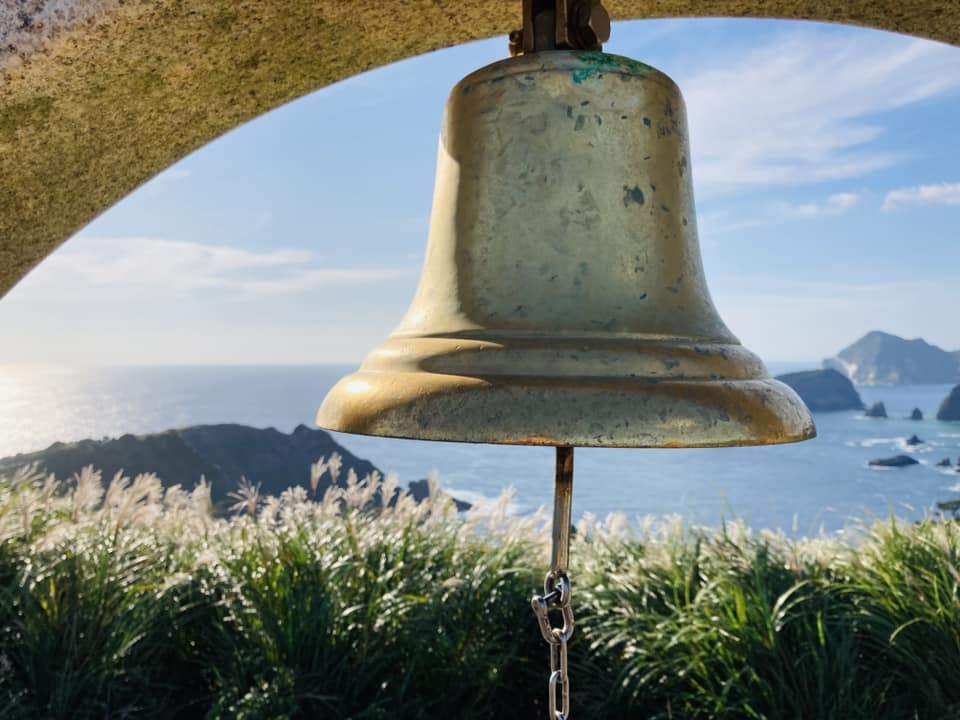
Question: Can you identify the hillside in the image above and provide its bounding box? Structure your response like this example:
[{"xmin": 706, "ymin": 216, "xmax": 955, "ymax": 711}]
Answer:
[
  {"xmin": 0, "ymin": 424, "xmax": 381, "ymax": 506},
  {"xmin": 823, "ymin": 331, "xmax": 960, "ymax": 385}
]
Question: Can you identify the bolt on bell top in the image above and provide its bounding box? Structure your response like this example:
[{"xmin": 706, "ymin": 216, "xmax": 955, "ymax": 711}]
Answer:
[{"xmin": 317, "ymin": 51, "xmax": 816, "ymax": 449}]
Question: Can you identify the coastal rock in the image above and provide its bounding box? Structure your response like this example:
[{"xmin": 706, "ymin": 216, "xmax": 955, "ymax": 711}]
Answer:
[
  {"xmin": 936, "ymin": 385, "xmax": 960, "ymax": 421},
  {"xmin": 407, "ymin": 478, "xmax": 471, "ymax": 512},
  {"xmin": 869, "ymin": 455, "xmax": 920, "ymax": 468},
  {"xmin": 823, "ymin": 331, "xmax": 960, "ymax": 385},
  {"xmin": 937, "ymin": 499, "xmax": 960, "ymax": 518},
  {"xmin": 775, "ymin": 369, "xmax": 864, "ymax": 412},
  {"xmin": 0, "ymin": 424, "xmax": 465, "ymax": 511},
  {"xmin": 909, "ymin": 407, "xmax": 923, "ymax": 421},
  {"xmin": 936, "ymin": 458, "xmax": 952, "ymax": 467},
  {"xmin": 865, "ymin": 402, "xmax": 887, "ymax": 418},
  {"xmin": 906, "ymin": 434, "xmax": 924, "ymax": 446}
]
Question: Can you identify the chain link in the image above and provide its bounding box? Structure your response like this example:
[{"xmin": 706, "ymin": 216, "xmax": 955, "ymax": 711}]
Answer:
[{"xmin": 531, "ymin": 571, "xmax": 575, "ymax": 719}]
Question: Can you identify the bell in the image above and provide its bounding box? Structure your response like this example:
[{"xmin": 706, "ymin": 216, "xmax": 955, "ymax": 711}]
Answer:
[{"xmin": 317, "ymin": 50, "xmax": 815, "ymax": 448}]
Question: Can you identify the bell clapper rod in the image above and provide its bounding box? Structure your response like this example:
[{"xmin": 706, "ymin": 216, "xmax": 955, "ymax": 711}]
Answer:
[
  {"xmin": 532, "ymin": 446, "xmax": 577, "ymax": 719},
  {"xmin": 551, "ymin": 446, "xmax": 574, "ymax": 579}
]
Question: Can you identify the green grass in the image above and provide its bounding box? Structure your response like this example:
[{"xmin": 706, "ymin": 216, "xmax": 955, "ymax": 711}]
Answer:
[{"xmin": 1, "ymin": 465, "xmax": 959, "ymax": 719}]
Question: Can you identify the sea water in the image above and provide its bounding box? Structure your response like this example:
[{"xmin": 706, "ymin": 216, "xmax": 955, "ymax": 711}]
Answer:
[{"xmin": 1, "ymin": 363, "xmax": 958, "ymax": 535}]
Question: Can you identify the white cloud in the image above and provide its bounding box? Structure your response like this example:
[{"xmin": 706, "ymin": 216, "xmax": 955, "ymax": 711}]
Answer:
[
  {"xmin": 698, "ymin": 191, "xmax": 861, "ymax": 240},
  {"xmin": 14, "ymin": 236, "xmax": 409, "ymax": 298},
  {"xmin": 881, "ymin": 182, "xmax": 960, "ymax": 211},
  {"xmin": 826, "ymin": 193, "xmax": 860, "ymax": 210},
  {"xmin": 140, "ymin": 167, "xmax": 194, "ymax": 197},
  {"xmin": 776, "ymin": 192, "xmax": 861, "ymax": 218},
  {"xmin": 681, "ymin": 32, "xmax": 960, "ymax": 194}
]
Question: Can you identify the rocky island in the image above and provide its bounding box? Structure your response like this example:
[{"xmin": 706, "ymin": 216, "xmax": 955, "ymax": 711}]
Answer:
[
  {"xmin": 869, "ymin": 455, "xmax": 920, "ymax": 468},
  {"xmin": 938, "ymin": 386, "xmax": 960, "ymax": 421},
  {"xmin": 775, "ymin": 369, "xmax": 864, "ymax": 412},
  {"xmin": 823, "ymin": 331, "xmax": 960, "ymax": 385},
  {"xmin": 865, "ymin": 402, "xmax": 887, "ymax": 418}
]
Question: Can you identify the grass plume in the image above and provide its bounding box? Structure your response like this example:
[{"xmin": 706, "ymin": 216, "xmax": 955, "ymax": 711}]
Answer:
[{"xmin": 1, "ymin": 465, "xmax": 959, "ymax": 718}]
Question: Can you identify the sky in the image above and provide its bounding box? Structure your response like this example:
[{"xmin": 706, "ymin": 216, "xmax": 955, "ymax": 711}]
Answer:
[{"xmin": 2, "ymin": 18, "xmax": 959, "ymax": 366}]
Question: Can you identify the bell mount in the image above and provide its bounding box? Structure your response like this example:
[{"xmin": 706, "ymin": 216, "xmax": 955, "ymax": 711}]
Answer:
[{"xmin": 509, "ymin": 0, "xmax": 611, "ymax": 56}]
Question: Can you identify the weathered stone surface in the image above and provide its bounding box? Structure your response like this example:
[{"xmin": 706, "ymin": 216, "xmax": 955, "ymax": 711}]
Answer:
[
  {"xmin": 776, "ymin": 369, "xmax": 864, "ymax": 412},
  {"xmin": 937, "ymin": 385, "xmax": 960, "ymax": 421},
  {"xmin": 3, "ymin": 1, "xmax": 960, "ymax": 296}
]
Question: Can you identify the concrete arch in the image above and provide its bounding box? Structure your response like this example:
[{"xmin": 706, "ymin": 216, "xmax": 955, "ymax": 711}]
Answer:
[{"xmin": 2, "ymin": 0, "xmax": 958, "ymax": 296}]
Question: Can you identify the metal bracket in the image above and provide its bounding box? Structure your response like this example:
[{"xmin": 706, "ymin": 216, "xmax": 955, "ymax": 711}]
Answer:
[{"xmin": 510, "ymin": 0, "xmax": 611, "ymax": 56}]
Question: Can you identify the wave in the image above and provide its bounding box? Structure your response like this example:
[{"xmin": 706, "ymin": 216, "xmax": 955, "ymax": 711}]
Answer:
[
  {"xmin": 851, "ymin": 435, "xmax": 955, "ymax": 454},
  {"xmin": 443, "ymin": 485, "xmax": 525, "ymax": 516},
  {"xmin": 857, "ymin": 437, "xmax": 905, "ymax": 447}
]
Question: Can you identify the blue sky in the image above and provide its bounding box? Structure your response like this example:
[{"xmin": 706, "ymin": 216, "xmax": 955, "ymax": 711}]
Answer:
[{"xmin": 2, "ymin": 18, "xmax": 959, "ymax": 365}]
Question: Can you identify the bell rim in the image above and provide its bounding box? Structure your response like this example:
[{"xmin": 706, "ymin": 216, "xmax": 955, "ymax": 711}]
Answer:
[{"xmin": 317, "ymin": 371, "xmax": 817, "ymax": 449}]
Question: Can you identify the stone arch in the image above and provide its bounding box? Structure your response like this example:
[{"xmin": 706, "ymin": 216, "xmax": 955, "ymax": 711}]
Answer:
[{"xmin": 2, "ymin": 0, "xmax": 958, "ymax": 296}]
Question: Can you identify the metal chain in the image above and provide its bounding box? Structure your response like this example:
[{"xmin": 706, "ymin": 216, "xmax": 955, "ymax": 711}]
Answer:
[
  {"xmin": 532, "ymin": 446, "xmax": 576, "ymax": 719},
  {"xmin": 532, "ymin": 571, "xmax": 575, "ymax": 719}
]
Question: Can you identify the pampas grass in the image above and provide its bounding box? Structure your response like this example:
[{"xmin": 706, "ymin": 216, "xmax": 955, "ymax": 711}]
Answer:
[{"xmin": 1, "ymin": 464, "xmax": 959, "ymax": 719}]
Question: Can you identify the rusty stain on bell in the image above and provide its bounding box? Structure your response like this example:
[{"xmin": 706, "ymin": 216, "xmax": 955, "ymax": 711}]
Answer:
[{"xmin": 317, "ymin": 51, "xmax": 817, "ymax": 449}]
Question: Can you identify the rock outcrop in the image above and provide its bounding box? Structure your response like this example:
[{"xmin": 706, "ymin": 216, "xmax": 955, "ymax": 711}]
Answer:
[
  {"xmin": 0, "ymin": 424, "xmax": 468, "ymax": 511},
  {"xmin": 823, "ymin": 331, "xmax": 960, "ymax": 385},
  {"xmin": 775, "ymin": 369, "xmax": 864, "ymax": 412},
  {"xmin": 937, "ymin": 386, "xmax": 960, "ymax": 421},
  {"xmin": 936, "ymin": 458, "xmax": 952, "ymax": 467},
  {"xmin": 408, "ymin": 478, "xmax": 471, "ymax": 513},
  {"xmin": 909, "ymin": 407, "xmax": 924, "ymax": 421},
  {"xmin": 869, "ymin": 455, "xmax": 920, "ymax": 468},
  {"xmin": 906, "ymin": 434, "xmax": 924, "ymax": 446},
  {"xmin": 865, "ymin": 402, "xmax": 888, "ymax": 418}
]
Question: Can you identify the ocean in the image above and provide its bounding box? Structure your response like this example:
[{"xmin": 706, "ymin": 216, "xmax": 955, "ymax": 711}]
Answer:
[{"xmin": 1, "ymin": 363, "xmax": 958, "ymax": 535}]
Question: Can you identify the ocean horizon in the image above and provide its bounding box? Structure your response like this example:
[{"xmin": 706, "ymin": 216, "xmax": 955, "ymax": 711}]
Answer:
[{"xmin": 2, "ymin": 362, "xmax": 958, "ymax": 536}]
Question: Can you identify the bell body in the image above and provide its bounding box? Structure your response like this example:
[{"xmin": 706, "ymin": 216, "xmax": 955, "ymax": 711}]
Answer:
[{"xmin": 318, "ymin": 51, "xmax": 815, "ymax": 448}]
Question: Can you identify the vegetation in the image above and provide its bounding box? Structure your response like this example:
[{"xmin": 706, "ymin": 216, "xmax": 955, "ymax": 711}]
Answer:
[{"xmin": 1, "ymin": 465, "xmax": 959, "ymax": 719}]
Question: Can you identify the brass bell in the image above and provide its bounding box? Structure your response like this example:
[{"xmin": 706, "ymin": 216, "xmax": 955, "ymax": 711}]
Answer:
[{"xmin": 317, "ymin": 50, "xmax": 815, "ymax": 449}]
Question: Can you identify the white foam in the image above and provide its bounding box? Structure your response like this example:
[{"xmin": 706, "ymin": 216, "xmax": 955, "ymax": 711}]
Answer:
[
  {"xmin": 444, "ymin": 486, "xmax": 524, "ymax": 515},
  {"xmin": 859, "ymin": 437, "xmax": 902, "ymax": 447}
]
